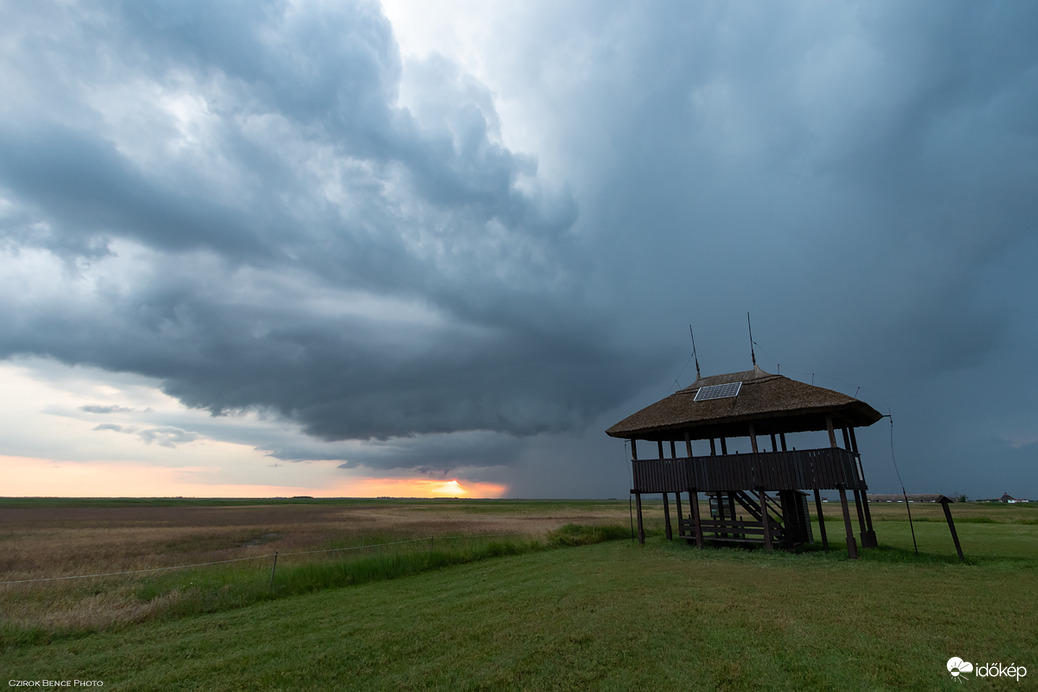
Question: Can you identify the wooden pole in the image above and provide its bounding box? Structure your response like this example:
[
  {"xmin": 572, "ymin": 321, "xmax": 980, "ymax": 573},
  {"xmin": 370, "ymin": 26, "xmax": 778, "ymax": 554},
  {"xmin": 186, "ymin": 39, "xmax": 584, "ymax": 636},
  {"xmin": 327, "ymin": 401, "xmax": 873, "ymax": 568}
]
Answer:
[
  {"xmin": 837, "ymin": 485, "xmax": 858, "ymax": 559},
  {"xmin": 829, "ymin": 415, "xmax": 856, "ymax": 555},
  {"xmin": 941, "ymin": 499, "xmax": 966, "ymax": 562},
  {"xmin": 681, "ymin": 432, "xmax": 692, "ymax": 540},
  {"xmin": 716, "ymin": 491, "xmax": 727, "ymax": 538},
  {"xmin": 630, "ymin": 440, "xmax": 639, "ymax": 542},
  {"xmin": 663, "ymin": 493, "xmax": 673, "ymax": 541},
  {"xmin": 759, "ymin": 488, "xmax": 774, "ymax": 550},
  {"xmin": 813, "ymin": 488, "xmax": 829, "ymax": 552},
  {"xmin": 690, "ymin": 488, "xmax": 704, "ymax": 548},
  {"xmin": 861, "ymin": 492, "xmax": 877, "ymax": 548},
  {"xmin": 779, "ymin": 490, "xmax": 796, "ymax": 551},
  {"xmin": 848, "ymin": 427, "xmax": 877, "ymax": 547},
  {"xmin": 635, "ymin": 492, "xmax": 645, "ymax": 544},
  {"xmin": 852, "ymin": 487, "xmax": 868, "ymax": 545},
  {"xmin": 749, "ymin": 424, "xmax": 759, "ymax": 453}
]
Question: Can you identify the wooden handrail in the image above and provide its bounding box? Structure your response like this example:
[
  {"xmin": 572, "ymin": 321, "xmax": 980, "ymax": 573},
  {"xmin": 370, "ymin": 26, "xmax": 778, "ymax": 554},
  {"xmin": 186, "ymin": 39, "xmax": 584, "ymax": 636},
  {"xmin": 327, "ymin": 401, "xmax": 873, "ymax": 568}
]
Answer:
[{"xmin": 631, "ymin": 447, "xmax": 866, "ymax": 493}]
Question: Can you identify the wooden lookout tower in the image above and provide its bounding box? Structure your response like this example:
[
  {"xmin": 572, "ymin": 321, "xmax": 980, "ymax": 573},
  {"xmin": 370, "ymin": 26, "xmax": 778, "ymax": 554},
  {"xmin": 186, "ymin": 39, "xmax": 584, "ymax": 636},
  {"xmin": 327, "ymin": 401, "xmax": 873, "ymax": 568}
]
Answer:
[{"xmin": 606, "ymin": 365, "xmax": 883, "ymax": 558}]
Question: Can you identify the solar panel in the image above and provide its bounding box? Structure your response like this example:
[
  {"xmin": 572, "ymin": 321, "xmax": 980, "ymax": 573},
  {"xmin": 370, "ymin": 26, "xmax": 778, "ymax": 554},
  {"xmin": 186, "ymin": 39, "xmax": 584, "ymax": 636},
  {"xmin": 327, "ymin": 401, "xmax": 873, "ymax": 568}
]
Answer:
[{"xmin": 694, "ymin": 381, "xmax": 742, "ymax": 402}]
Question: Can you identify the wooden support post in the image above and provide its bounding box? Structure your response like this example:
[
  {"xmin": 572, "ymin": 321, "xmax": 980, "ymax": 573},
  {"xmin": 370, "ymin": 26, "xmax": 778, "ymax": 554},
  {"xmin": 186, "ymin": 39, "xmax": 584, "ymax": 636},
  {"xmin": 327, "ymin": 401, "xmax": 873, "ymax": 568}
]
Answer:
[
  {"xmin": 716, "ymin": 491, "xmax": 727, "ymax": 538},
  {"xmin": 779, "ymin": 490, "xmax": 796, "ymax": 551},
  {"xmin": 852, "ymin": 488, "xmax": 868, "ymax": 546},
  {"xmin": 861, "ymin": 492, "xmax": 877, "ymax": 548},
  {"xmin": 759, "ymin": 487, "xmax": 774, "ymax": 550},
  {"xmin": 826, "ymin": 416, "xmax": 838, "ymax": 449},
  {"xmin": 770, "ymin": 433, "xmax": 778, "ymax": 452},
  {"xmin": 837, "ymin": 485, "xmax": 858, "ymax": 559},
  {"xmin": 847, "ymin": 426, "xmax": 877, "ymax": 547},
  {"xmin": 657, "ymin": 440, "xmax": 665, "ymax": 460},
  {"xmin": 685, "ymin": 431, "xmax": 693, "ymax": 458},
  {"xmin": 690, "ymin": 489, "xmax": 704, "ymax": 548},
  {"xmin": 635, "ymin": 492, "xmax": 645, "ymax": 544},
  {"xmin": 720, "ymin": 437, "xmax": 728, "ymax": 455},
  {"xmin": 941, "ymin": 499, "xmax": 966, "ymax": 562},
  {"xmin": 780, "ymin": 433, "xmax": 788, "ymax": 452},
  {"xmin": 663, "ymin": 493, "xmax": 673, "ymax": 541},
  {"xmin": 813, "ymin": 488, "xmax": 829, "ymax": 552},
  {"xmin": 630, "ymin": 441, "xmax": 640, "ymax": 543},
  {"xmin": 709, "ymin": 438, "xmax": 717, "ymax": 455},
  {"xmin": 660, "ymin": 441, "xmax": 676, "ymax": 540},
  {"xmin": 749, "ymin": 424, "xmax": 759, "ymax": 453},
  {"xmin": 675, "ymin": 492, "xmax": 684, "ymax": 530},
  {"xmin": 842, "ymin": 427, "xmax": 851, "ymax": 450}
]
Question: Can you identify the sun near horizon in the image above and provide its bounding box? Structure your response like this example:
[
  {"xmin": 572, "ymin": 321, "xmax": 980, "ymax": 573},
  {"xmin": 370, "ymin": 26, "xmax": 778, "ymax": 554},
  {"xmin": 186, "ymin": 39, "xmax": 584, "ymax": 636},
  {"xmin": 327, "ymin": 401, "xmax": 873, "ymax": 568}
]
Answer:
[{"xmin": 431, "ymin": 479, "xmax": 468, "ymax": 497}]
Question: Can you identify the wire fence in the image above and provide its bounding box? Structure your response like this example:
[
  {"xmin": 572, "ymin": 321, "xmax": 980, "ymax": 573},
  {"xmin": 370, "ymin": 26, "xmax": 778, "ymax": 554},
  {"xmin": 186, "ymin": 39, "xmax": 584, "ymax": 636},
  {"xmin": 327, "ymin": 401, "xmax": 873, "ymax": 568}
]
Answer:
[{"xmin": 0, "ymin": 533, "xmax": 527, "ymax": 586}]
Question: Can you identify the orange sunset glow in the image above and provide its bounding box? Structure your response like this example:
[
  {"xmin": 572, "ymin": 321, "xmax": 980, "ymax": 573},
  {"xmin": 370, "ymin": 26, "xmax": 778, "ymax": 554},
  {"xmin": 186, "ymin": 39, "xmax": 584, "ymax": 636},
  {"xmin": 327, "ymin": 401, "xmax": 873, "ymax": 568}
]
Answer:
[
  {"xmin": 338, "ymin": 476, "xmax": 508, "ymax": 498},
  {"xmin": 0, "ymin": 455, "xmax": 509, "ymax": 499}
]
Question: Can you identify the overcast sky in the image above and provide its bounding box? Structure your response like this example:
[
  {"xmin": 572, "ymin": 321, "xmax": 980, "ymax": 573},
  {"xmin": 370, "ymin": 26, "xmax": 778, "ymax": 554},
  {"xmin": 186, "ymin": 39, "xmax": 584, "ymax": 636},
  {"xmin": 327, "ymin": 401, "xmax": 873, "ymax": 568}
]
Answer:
[{"xmin": 1, "ymin": 0, "xmax": 1035, "ymax": 499}]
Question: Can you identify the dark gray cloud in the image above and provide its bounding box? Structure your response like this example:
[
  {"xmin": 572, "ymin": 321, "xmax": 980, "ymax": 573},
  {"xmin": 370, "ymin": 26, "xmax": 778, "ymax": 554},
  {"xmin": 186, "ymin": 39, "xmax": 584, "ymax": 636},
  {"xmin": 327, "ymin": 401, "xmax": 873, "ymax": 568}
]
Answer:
[
  {"xmin": 81, "ymin": 405, "xmax": 137, "ymax": 414},
  {"xmin": 453, "ymin": 0, "xmax": 1038, "ymax": 497},
  {"xmin": 1, "ymin": 1, "xmax": 1036, "ymax": 498},
  {"xmin": 137, "ymin": 426, "xmax": 201, "ymax": 448},
  {"xmin": 94, "ymin": 422, "xmax": 200, "ymax": 448},
  {"xmin": 0, "ymin": 0, "xmax": 633, "ymax": 447}
]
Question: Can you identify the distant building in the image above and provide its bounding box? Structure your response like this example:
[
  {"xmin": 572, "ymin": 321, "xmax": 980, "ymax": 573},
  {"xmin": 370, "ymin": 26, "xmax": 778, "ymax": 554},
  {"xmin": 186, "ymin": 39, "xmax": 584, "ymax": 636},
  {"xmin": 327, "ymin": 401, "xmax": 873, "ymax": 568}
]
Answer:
[{"xmin": 867, "ymin": 494, "xmax": 953, "ymax": 504}]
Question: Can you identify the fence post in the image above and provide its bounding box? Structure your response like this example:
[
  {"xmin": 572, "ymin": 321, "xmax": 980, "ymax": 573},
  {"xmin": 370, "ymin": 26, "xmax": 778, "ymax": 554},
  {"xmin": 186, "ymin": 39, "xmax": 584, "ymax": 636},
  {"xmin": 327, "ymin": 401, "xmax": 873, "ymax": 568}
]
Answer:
[
  {"xmin": 269, "ymin": 551, "xmax": 278, "ymax": 590},
  {"xmin": 941, "ymin": 499, "xmax": 966, "ymax": 562}
]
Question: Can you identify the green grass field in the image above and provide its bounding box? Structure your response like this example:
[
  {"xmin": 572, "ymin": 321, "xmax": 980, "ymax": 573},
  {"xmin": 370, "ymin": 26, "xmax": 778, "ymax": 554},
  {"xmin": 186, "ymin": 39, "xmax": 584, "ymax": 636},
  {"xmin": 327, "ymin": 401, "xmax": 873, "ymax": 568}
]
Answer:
[{"xmin": 2, "ymin": 499, "xmax": 1035, "ymax": 689}]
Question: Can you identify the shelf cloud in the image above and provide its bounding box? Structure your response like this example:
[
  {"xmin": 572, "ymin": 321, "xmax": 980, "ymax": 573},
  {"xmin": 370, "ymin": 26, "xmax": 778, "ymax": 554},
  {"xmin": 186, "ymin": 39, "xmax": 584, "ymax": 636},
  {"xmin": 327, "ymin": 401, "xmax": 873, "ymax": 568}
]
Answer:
[{"xmin": 1, "ymin": 0, "xmax": 1036, "ymax": 498}]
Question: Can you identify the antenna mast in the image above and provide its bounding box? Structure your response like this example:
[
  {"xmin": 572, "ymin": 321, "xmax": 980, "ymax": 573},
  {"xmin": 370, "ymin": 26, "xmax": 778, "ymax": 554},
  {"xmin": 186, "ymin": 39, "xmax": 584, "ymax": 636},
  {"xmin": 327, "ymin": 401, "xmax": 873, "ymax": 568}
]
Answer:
[
  {"xmin": 747, "ymin": 312, "xmax": 757, "ymax": 367},
  {"xmin": 689, "ymin": 324, "xmax": 701, "ymax": 380}
]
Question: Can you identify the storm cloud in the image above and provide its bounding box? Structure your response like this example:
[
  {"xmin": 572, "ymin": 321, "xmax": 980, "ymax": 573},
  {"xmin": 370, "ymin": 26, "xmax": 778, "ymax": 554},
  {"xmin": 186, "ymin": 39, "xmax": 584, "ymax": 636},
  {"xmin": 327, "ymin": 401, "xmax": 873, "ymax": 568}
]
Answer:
[
  {"xmin": 1, "ymin": 0, "xmax": 1036, "ymax": 497},
  {"xmin": 1, "ymin": 0, "xmax": 630, "ymax": 442}
]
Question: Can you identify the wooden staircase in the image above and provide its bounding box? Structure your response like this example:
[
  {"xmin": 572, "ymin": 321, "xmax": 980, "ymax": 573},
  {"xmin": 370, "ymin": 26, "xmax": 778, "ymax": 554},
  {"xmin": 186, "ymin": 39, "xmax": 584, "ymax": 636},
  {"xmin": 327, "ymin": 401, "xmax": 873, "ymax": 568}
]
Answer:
[{"xmin": 678, "ymin": 490, "xmax": 812, "ymax": 550}]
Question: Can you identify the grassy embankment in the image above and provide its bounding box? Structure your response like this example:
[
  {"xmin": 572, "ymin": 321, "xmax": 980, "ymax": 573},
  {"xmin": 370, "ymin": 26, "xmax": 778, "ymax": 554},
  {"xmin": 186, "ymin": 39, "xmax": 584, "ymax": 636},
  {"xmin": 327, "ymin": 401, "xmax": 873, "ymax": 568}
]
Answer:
[{"xmin": 1, "ymin": 499, "xmax": 1036, "ymax": 689}]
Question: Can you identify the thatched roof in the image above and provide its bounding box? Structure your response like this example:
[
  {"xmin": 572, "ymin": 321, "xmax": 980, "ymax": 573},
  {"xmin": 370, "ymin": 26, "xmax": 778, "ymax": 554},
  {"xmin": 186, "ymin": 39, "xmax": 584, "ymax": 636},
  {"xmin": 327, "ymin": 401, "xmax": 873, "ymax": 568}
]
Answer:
[{"xmin": 606, "ymin": 366, "xmax": 882, "ymax": 441}]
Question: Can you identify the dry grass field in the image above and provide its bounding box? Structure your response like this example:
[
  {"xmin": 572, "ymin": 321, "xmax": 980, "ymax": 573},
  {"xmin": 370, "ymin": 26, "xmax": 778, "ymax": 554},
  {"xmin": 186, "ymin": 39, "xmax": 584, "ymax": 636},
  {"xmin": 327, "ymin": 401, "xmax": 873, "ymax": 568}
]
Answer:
[
  {"xmin": 0, "ymin": 499, "xmax": 631, "ymax": 633},
  {"xmin": 0, "ymin": 500, "xmax": 626, "ymax": 576}
]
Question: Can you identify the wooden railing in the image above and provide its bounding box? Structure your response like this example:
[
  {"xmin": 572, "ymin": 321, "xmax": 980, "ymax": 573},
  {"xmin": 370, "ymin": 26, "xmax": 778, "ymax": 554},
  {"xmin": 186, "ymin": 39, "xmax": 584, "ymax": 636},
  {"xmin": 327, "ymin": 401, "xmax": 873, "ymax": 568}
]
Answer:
[
  {"xmin": 631, "ymin": 447, "xmax": 866, "ymax": 493},
  {"xmin": 679, "ymin": 518, "xmax": 785, "ymax": 544}
]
